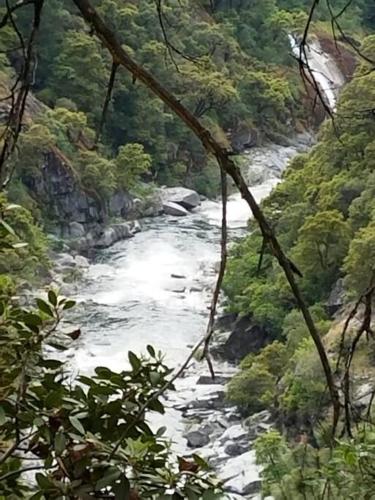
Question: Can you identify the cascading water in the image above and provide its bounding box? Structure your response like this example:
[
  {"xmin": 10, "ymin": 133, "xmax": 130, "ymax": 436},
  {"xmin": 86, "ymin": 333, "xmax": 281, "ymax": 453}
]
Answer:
[
  {"xmin": 289, "ymin": 34, "xmax": 345, "ymax": 110},
  {"xmin": 66, "ymin": 135, "xmax": 312, "ymax": 498},
  {"xmin": 60, "ymin": 35, "xmax": 346, "ymax": 498}
]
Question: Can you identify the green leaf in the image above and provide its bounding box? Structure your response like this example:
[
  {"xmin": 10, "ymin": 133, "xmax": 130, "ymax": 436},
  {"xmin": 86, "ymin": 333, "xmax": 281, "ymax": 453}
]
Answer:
[
  {"xmin": 35, "ymin": 473, "xmax": 54, "ymax": 489},
  {"xmin": 193, "ymin": 453, "xmax": 209, "ymax": 469},
  {"xmin": 149, "ymin": 371, "xmax": 161, "ymax": 385},
  {"xmin": 113, "ymin": 476, "xmax": 130, "ymax": 499},
  {"xmin": 128, "ymin": 351, "xmax": 141, "ymax": 371},
  {"xmin": 48, "ymin": 290, "xmax": 58, "ymax": 306},
  {"xmin": 24, "ymin": 313, "xmax": 43, "ymax": 327},
  {"xmin": 40, "ymin": 359, "xmax": 63, "ymax": 370},
  {"xmin": 36, "ymin": 298, "xmax": 54, "ymax": 317},
  {"xmin": 79, "ymin": 375, "xmax": 95, "ymax": 386},
  {"xmin": 5, "ymin": 204, "xmax": 22, "ymax": 211},
  {"xmin": 95, "ymin": 366, "xmax": 113, "ymax": 379},
  {"xmin": 69, "ymin": 415, "xmax": 85, "ymax": 435},
  {"xmin": 95, "ymin": 467, "xmax": 122, "ymax": 490},
  {"xmin": 45, "ymin": 390, "xmax": 62, "ymax": 408},
  {"xmin": 29, "ymin": 492, "xmax": 44, "ymax": 500},
  {"xmin": 148, "ymin": 398, "xmax": 165, "ymax": 414},
  {"xmin": 0, "ymin": 405, "xmax": 7, "ymax": 425},
  {"xmin": 146, "ymin": 345, "xmax": 155, "ymax": 357},
  {"xmin": 63, "ymin": 300, "xmax": 76, "ymax": 310},
  {"xmin": 0, "ymin": 219, "xmax": 16, "ymax": 236},
  {"xmin": 55, "ymin": 431, "xmax": 66, "ymax": 456},
  {"xmin": 156, "ymin": 426, "xmax": 167, "ymax": 437}
]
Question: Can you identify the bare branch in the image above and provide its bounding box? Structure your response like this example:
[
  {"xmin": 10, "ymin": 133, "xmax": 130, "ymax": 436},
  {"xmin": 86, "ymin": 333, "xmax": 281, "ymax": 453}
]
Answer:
[
  {"xmin": 0, "ymin": 0, "xmax": 34, "ymax": 30},
  {"xmin": 72, "ymin": 0, "xmax": 341, "ymax": 438},
  {"xmin": 96, "ymin": 60, "xmax": 118, "ymax": 144}
]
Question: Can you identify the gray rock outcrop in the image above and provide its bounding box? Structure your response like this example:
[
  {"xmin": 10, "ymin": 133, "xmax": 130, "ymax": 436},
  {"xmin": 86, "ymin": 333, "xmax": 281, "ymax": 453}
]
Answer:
[
  {"xmin": 163, "ymin": 201, "xmax": 189, "ymax": 216},
  {"xmin": 327, "ymin": 278, "xmax": 345, "ymax": 316},
  {"xmin": 215, "ymin": 314, "xmax": 273, "ymax": 362},
  {"xmin": 186, "ymin": 430, "xmax": 210, "ymax": 448},
  {"xmin": 162, "ymin": 187, "xmax": 201, "ymax": 210}
]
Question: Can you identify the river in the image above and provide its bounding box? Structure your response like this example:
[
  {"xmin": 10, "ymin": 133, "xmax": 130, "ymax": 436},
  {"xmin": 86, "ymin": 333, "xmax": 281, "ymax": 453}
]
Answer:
[{"xmin": 63, "ymin": 139, "xmax": 311, "ymax": 498}]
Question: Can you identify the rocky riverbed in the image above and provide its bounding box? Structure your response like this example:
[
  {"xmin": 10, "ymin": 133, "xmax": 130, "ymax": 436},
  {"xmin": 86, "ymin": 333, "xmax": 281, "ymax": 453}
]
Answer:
[{"xmin": 59, "ymin": 137, "xmax": 312, "ymax": 498}]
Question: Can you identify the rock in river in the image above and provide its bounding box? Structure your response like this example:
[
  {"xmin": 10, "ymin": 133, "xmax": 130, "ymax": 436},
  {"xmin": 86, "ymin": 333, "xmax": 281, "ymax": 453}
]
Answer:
[
  {"xmin": 162, "ymin": 187, "xmax": 201, "ymax": 209},
  {"xmin": 186, "ymin": 430, "xmax": 210, "ymax": 448},
  {"xmin": 218, "ymin": 314, "xmax": 273, "ymax": 362},
  {"xmin": 163, "ymin": 201, "xmax": 189, "ymax": 216}
]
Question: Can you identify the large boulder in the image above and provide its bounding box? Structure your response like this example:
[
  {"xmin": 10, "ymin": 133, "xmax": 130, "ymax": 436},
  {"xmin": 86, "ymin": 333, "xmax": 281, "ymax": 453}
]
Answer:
[
  {"xmin": 162, "ymin": 187, "xmax": 201, "ymax": 209},
  {"xmin": 217, "ymin": 314, "xmax": 273, "ymax": 362},
  {"xmin": 224, "ymin": 441, "xmax": 248, "ymax": 457},
  {"xmin": 327, "ymin": 278, "xmax": 345, "ymax": 316},
  {"xmin": 68, "ymin": 221, "xmax": 85, "ymax": 238},
  {"xmin": 132, "ymin": 192, "xmax": 164, "ymax": 218},
  {"xmin": 163, "ymin": 201, "xmax": 189, "ymax": 216},
  {"xmin": 94, "ymin": 223, "xmax": 133, "ymax": 248},
  {"xmin": 185, "ymin": 430, "xmax": 210, "ymax": 448},
  {"xmin": 219, "ymin": 450, "xmax": 261, "ymax": 496},
  {"xmin": 230, "ymin": 123, "xmax": 258, "ymax": 153}
]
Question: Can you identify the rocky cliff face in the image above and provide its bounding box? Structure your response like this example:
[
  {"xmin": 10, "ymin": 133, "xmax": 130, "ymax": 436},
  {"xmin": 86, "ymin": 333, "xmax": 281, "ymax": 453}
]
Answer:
[
  {"xmin": 23, "ymin": 148, "xmax": 134, "ymax": 232},
  {"xmin": 20, "ymin": 146, "xmax": 145, "ymax": 252}
]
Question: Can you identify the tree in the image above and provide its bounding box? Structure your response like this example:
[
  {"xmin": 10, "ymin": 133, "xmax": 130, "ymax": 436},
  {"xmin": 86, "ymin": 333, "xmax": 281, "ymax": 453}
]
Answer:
[
  {"xmin": 78, "ymin": 150, "xmax": 117, "ymax": 200},
  {"xmin": 343, "ymin": 223, "xmax": 375, "ymax": 297},
  {"xmin": 49, "ymin": 30, "xmax": 108, "ymax": 119},
  {"xmin": 292, "ymin": 210, "xmax": 351, "ymax": 299},
  {"xmin": 0, "ymin": 289, "xmax": 222, "ymax": 498},
  {"xmin": 115, "ymin": 143, "xmax": 152, "ymax": 190}
]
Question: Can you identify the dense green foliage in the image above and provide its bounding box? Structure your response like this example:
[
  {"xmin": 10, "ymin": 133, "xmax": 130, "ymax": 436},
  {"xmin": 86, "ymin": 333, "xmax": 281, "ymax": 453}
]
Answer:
[
  {"xmin": 0, "ymin": 0, "xmax": 374, "ymax": 497},
  {"xmin": 0, "ymin": 289, "xmax": 222, "ymax": 498},
  {"xmin": 0, "ymin": 0, "xmax": 316, "ymax": 204},
  {"xmin": 225, "ymin": 31, "xmax": 375, "ymax": 497},
  {"xmin": 255, "ymin": 428, "xmax": 375, "ymax": 499},
  {"xmin": 224, "ymin": 33, "xmax": 375, "ymax": 342},
  {"xmin": 0, "ymin": 196, "xmax": 48, "ymax": 288}
]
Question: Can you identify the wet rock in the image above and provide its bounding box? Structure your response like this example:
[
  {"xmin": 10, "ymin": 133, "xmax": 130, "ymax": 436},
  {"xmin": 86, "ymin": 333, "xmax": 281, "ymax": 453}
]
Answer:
[
  {"xmin": 230, "ymin": 123, "xmax": 258, "ymax": 153},
  {"xmin": 196, "ymin": 375, "xmax": 229, "ymax": 385},
  {"xmin": 186, "ymin": 430, "xmax": 210, "ymax": 448},
  {"xmin": 74, "ymin": 255, "xmax": 89, "ymax": 268},
  {"xmin": 244, "ymin": 410, "xmax": 272, "ymax": 430},
  {"xmin": 224, "ymin": 441, "xmax": 249, "ymax": 457},
  {"xmin": 69, "ymin": 221, "xmax": 85, "ymax": 238},
  {"xmin": 220, "ymin": 450, "xmax": 260, "ymax": 496},
  {"xmin": 128, "ymin": 220, "xmax": 141, "ymax": 234},
  {"xmin": 215, "ymin": 312, "xmax": 238, "ymax": 332},
  {"xmin": 162, "ymin": 187, "xmax": 201, "ymax": 210},
  {"xmin": 220, "ymin": 424, "xmax": 248, "ymax": 443},
  {"xmin": 180, "ymin": 391, "xmax": 226, "ymax": 414},
  {"xmin": 243, "ymin": 480, "xmax": 262, "ymax": 496},
  {"xmin": 217, "ymin": 314, "xmax": 272, "ymax": 362},
  {"xmin": 132, "ymin": 192, "xmax": 164, "ymax": 218},
  {"xmin": 108, "ymin": 190, "xmax": 133, "ymax": 218},
  {"xmin": 327, "ymin": 278, "xmax": 345, "ymax": 316},
  {"xmin": 56, "ymin": 253, "xmax": 76, "ymax": 269},
  {"xmin": 163, "ymin": 201, "xmax": 189, "ymax": 217},
  {"xmin": 353, "ymin": 383, "xmax": 374, "ymax": 410},
  {"xmin": 95, "ymin": 223, "xmax": 133, "ymax": 249}
]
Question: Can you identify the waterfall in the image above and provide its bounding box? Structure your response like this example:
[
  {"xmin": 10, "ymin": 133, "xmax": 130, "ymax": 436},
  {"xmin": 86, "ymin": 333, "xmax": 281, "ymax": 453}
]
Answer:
[{"xmin": 289, "ymin": 34, "xmax": 345, "ymax": 111}]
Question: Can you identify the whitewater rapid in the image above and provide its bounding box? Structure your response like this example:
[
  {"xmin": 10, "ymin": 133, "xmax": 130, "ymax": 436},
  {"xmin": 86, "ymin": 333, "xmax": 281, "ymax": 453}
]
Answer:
[{"xmin": 64, "ymin": 139, "xmax": 311, "ymax": 498}]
